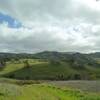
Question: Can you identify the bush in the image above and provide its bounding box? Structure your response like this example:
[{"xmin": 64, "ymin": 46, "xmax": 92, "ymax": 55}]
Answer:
[
  {"xmin": 8, "ymin": 74, "xmax": 15, "ymax": 78},
  {"xmin": 49, "ymin": 60, "xmax": 61, "ymax": 65},
  {"xmin": 24, "ymin": 60, "xmax": 30, "ymax": 68},
  {"xmin": 73, "ymin": 73, "xmax": 81, "ymax": 80}
]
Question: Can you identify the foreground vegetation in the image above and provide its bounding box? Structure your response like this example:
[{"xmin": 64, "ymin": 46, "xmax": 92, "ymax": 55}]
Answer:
[
  {"xmin": 0, "ymin": 81, "xmax": 100, "ymax": 100},
  {"xmin": 48, "ymin": 80, "xmax": 100, "ymax": 93}
]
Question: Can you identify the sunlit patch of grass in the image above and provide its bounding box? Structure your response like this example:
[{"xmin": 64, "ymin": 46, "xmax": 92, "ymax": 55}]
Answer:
[{"xmin": 0, "ymin": 83, "xmax": 100, "ymax": 100}]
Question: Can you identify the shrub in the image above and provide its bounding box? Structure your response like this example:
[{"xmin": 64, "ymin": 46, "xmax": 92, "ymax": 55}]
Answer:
[
  {"xmin": 49, "ymin": 60, "xmax": 61, "ymax": 65},
  {"xmin": 23, "ymin": 60, "xmax": 30, "ymax": 68}
]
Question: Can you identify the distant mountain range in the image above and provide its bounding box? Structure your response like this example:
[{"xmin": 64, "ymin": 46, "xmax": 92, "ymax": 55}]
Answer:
[
  {"xmin": 0, "ymin": 51, "xmax": 100, "ymax": 68},
  {"xmin": 0, "ymin": 51, "xmax": 100, "ymax": 61}
]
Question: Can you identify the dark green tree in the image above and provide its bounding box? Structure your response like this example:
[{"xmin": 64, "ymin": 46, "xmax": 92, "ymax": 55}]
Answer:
[{"xmin": 24, "ymin": 60, "xmax": 30, "ymax": 68}]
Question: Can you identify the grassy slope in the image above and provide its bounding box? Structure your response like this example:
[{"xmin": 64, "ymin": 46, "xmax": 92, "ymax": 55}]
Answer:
[
  {"xmin": 0, "ymin": 59, "xmax": 100, "ymax": 80},
  {"xmin": 0, "ymin": 83, "xmax": 100, "ymax": 100},
  {"xmin": 0, "ymin": 59, "xmax": 100, "ymax": 100},
  {"xmin": 0, "ymin": 61, "xmax": 83, "ymax": 80},
  {"xmin": 0, "ymin": 59, "xmax": 46, "ymax": 76}
]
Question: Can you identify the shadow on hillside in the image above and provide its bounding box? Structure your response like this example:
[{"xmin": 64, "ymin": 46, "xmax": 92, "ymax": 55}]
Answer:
[{"xmin": 2, "ymin": 62, "xmax": 97, "ymax": 80}]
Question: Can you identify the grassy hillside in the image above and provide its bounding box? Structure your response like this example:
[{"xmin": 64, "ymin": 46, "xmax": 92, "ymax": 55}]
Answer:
[
  {"xmin": 0, "ymin": 59, "xmax": 100, "ymax": 80},
  {"xmin": 0, "ymin": 82, "xmax": 100, "ymax": 100},
  {"xmin": 0, "ymin": 52, "xmax": 100, "ymax": 100}
]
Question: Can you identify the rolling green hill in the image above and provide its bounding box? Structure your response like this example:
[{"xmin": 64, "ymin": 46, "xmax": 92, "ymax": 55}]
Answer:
[
  {"xmin": 0, "ymin": 51, "xmax": 100, "ymax": 80},
  {"xmin": 0, "ymin": 51, "xmax": 100, "ymax": 66},
  {"xmin": 0, "ymin": 59, "xmax": 100, "ymax": 80},
  {"xmin": 88, "ymin": 52, "xmax": 100, "ymax": 59}
]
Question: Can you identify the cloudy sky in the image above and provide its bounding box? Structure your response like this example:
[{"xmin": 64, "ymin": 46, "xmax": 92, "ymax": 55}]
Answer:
[{"xmin": 0, "ymin": 0, "xmax": 100, "ymax": 53}]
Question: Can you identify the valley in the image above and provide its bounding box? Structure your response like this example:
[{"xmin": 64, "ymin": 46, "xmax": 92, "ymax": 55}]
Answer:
[{"xmin": 0, "ymin": 51, "xmax": 100, "ymax": 100}]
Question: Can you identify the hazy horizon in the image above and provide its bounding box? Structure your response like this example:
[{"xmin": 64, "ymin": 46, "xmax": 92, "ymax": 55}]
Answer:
[{"xmin": 0, "ymin": 50, "xmax": 99, "ymax": 54}]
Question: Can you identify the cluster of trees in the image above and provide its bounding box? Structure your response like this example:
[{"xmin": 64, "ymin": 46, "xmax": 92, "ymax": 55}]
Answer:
[
  {"xmin": 0, "ymin": 60, "xmax": 6, "ymax": 71},
  {"xmin": 23, "ymin": 60, "xmax": 30, "ymax": 68}
]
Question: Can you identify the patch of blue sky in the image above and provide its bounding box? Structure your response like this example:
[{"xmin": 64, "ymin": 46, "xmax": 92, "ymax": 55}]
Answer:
[{"xmin": 0, "ymin": 12, "xmax": 22, "ymax": 28}]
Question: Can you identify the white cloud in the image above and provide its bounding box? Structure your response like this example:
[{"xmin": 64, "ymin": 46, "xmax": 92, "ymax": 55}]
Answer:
[
  {"xmin": 0, "ymin": 0, "xmax": 100, "ymax": 53},
  {"xmin": 77, "ymin": 0, "xmax": 100, "ymax": 11}
]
